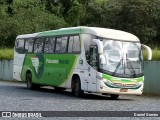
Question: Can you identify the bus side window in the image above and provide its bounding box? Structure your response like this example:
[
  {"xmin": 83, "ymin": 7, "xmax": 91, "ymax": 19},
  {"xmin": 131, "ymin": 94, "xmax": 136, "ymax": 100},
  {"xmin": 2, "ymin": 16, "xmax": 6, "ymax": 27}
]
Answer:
[
  {"xmin": 68, "ymin": 36, "xmax": 74, "ymax": 53},
  {"xmin": 15, "ymin": 39, "xmax": 25, "ymax": 54},
  {"xmin": 28, "ymin": 39, "xmax": 34, "ymax": 53},
  {"xmin": 73, "ymin": 36, "xmax": 80, "ymax": 53},
  {"xmin": 55, "ymin": 36, "xmax": 68, "ymax": 54},
  {"xmin": 44, "ymin": 37, "xmax": 55, "ymax": 53},
  {"xmin": 68, "ymin": 35, "xmax": 80, "ymax": 53},
  {"xmin": 55, "ymin": 37, "xmax": 62, "ymax": 53},
  {"xmin": 61, "ymin": 36, "xmax": 68, "ymax": 53},
  {"xmin": 24, "ymin": 39, "xmax": 28, "ymax": 53},
  {"xmin": 34, "ymin": 38, "xmax": 44, "ymax": 53}
]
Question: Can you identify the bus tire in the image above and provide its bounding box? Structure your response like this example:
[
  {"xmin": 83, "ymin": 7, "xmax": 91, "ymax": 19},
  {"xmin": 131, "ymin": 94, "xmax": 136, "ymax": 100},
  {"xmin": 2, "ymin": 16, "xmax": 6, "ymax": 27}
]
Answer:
[
  {"xmin": 72, "ymin": 77, "xmax": 84, "ymax": 97},
  {"xmin": 110, "ymin": 94, "xmax": 119, "ymax": 99},
  {"xmin": 26, "ymin": 73, "xmax": 39, "ymax": 90}
]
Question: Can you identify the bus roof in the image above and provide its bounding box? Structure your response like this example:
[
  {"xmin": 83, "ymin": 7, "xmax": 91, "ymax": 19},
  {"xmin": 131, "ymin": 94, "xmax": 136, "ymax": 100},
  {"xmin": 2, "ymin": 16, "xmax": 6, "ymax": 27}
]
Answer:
[{"xmin": 16, "ymin": 26, "xmax": 139, "ymax": 42}]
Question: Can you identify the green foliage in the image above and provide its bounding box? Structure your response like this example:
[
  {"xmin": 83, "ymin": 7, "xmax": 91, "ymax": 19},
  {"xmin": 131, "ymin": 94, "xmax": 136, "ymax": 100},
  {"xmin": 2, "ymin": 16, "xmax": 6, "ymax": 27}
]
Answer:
[
  {"xmin": 103, "ymin": 0, "xmax": 160, "ymax": 45},
  {"xmin": 151, "ymin": 48, "xmax": 160, "ymax": 61},
  {"xmin": 143, "ymin": 48, "xmax": 160, "ymax": 61},
  {"xmin": 0, "ymin": 0, "xmax": 68, "ymax": 47},
  {"xmin": 1, "ymin": 0, "xmax": 160, "ymax": 49},
  {"xmin": 0, "ymin": 48, "xmax": 14, "ymax": 60},
  {"xmin": 83, "ymin": 1, "xmax": 104, "ymax": 26},
  {"xmin": 66, "ymin": 0, "xmax": 85, "ymax": 26}
]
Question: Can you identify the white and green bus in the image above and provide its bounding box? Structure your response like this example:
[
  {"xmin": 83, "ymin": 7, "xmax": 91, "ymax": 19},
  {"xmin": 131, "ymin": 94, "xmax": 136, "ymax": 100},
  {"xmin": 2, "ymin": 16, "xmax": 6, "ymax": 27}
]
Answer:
[{"xmin": 13, "ymin": 26, "xmax": 152, "ymax": 99}]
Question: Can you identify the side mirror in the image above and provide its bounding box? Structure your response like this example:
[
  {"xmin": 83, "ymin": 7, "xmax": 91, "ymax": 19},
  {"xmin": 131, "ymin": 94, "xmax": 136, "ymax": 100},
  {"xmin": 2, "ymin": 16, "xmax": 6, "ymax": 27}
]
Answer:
[
  {"xmin": 92, "ymin": 39, "xmax": 103, "ymax": 54},
  {"xmin": 141, "ymin": 44, "xmax": 152, "ymax": 60}
]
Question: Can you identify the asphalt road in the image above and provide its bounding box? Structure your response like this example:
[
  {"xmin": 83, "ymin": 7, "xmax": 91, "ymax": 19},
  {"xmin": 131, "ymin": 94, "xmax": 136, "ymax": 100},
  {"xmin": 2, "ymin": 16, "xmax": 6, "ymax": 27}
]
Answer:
[{"xmin": 0, "ymin": 80, "xmax": 160, "ymax": 120}]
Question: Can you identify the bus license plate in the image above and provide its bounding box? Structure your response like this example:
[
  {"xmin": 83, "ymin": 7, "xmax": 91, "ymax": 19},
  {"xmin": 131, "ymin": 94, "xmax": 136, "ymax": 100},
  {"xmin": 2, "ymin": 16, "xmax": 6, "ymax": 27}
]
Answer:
[{"xmin": 120, "ymin": 88, "xmax": 128, "ymax": 92}]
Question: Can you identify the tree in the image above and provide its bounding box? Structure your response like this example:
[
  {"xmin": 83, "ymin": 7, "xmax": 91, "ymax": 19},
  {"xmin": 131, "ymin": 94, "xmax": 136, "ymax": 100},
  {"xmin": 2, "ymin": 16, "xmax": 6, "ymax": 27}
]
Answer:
[
  {"xmin": 102, "ymin": 0, "xmax": 160, "ymax": 45},
  {"xmin": 1, "ymin": 0, "xmax": 160, "ymax": 47},
  {"xmin": 66, "ymin": 0, "xmax": 85, "ymax": 26},
  {"xmin": 0, "ymin": 0, "xmax": 68, "ymax": 47}
]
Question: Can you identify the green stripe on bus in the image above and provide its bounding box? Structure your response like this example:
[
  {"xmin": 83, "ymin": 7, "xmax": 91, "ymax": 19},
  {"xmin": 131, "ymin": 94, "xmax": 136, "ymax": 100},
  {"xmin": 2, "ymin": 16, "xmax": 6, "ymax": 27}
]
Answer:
[
  {"xmin": 104, "ymin": 82, "xmax": 142, "ymax": 89},
  {"xmin": 103, "ymin": 73, "xmax": 144, "ymax": 83}
]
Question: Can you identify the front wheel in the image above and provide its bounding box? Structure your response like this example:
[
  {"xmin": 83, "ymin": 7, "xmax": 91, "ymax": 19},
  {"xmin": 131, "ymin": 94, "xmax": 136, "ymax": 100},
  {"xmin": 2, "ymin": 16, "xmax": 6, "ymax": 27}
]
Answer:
[
  {"xmin": 110, "ymin": 94, "xmax": 119, "ymax": 99},
  {"xmin": 72, "ymin": 77, "xmax": 84, "ymax": 97}
]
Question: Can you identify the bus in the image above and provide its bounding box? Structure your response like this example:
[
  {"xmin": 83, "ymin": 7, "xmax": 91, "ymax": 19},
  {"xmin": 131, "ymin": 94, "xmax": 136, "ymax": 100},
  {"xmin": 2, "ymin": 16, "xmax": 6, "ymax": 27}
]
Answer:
[{"xmin": 13, "ymin": 26, "xmax": 152, "ymax": 99}]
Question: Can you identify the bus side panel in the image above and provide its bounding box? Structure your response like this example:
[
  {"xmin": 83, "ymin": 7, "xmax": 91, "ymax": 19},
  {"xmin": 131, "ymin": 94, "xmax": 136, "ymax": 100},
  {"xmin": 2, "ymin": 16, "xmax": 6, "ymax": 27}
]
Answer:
[{"xmin": 20, "ymin": 53, "xmax": 79, "ymax": 87}]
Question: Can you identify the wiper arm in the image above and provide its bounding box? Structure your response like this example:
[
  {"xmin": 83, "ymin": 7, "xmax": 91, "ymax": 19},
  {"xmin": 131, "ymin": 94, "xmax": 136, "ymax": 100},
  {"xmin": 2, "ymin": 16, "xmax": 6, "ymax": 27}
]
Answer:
[
  {"xmin": 126, "ymin": 58, "xmax": 136, "ymax": 77},
  {"xmin": 112, "ymin": 59, "xmax": 123, "ymax": 76}
]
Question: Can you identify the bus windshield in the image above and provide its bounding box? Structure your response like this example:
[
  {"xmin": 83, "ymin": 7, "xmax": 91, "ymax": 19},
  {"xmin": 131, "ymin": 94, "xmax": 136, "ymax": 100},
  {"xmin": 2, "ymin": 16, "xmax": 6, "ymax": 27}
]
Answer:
[{"xmin": 99, "ymin": 39, "xmax": 143, "ymax": 78}]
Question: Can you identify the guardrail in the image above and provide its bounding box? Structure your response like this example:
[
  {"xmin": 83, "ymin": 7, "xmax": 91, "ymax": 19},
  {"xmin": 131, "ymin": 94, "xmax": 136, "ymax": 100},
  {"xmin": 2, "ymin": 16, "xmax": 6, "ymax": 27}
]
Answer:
[{"xmin": 0, "ymin": 60, "xmax": 160, "ymax": 95}]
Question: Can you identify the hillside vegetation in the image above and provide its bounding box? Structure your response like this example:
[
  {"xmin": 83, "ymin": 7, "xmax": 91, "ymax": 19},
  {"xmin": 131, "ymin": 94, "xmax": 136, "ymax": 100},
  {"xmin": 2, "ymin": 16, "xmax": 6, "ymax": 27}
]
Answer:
[
  {"xmin": 0, "ymin": 0, "xmax": 160, "ymax": 48},
  {"xmin": 0, "ymin": 0, "xmax": 160, "ymax": 60}
]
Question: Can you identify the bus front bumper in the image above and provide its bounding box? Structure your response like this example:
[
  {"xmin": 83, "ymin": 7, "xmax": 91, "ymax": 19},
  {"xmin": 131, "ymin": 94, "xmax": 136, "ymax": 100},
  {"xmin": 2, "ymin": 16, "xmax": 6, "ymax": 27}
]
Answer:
[{"xmin": 98, "ymin": 80, "xmax": 143, "ymax": 95}]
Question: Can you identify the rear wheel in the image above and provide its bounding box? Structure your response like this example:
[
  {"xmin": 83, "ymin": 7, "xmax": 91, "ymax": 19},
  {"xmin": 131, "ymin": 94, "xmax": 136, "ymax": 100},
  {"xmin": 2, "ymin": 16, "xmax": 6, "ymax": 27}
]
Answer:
[
  {"xmin": 72, "ymin": 77, "xmax": 84, "ymax": 97},
  {"xmin": 110, "ymin": 94, "xmax": 119, "ymax": 99},
  {"xmin": 26, "ymin": 73, "xmax": 39, "ymax": 90}
]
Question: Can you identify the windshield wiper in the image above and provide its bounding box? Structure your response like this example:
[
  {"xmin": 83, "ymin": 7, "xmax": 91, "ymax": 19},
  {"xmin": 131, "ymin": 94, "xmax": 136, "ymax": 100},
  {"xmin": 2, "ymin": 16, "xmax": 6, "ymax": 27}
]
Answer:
[
  {"xmin": 112, "ymin": 58, "xmax": 123, "ymax": 76},
  {"xmin": 126, "ymin": 58, "xmax": 136, "ymax": 77},
  {"xmin": 112, "ymin": 57, "xmax": 136, "ymax": 77}
]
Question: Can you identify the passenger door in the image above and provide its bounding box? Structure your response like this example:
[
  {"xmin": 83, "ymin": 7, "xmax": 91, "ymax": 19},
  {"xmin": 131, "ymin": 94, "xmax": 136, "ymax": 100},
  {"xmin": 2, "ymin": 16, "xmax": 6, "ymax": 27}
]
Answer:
[{"xmin": 86, "ymin": 45, "xmax": 98, "ymax": 92}]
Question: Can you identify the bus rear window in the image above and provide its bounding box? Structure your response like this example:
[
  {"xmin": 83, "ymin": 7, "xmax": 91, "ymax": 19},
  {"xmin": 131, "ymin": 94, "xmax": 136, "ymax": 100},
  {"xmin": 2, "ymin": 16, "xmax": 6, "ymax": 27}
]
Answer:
[
  {"xmin": 24, "ymin": 39, "xmax": 34, "ymax": 53},
  {"xmin": 15, "ymin": 39, "xmax": 25, "ymax": 54}
]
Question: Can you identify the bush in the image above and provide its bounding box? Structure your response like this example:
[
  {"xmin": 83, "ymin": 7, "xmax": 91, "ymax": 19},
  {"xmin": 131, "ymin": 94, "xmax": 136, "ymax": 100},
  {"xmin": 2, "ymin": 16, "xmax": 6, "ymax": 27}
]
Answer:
[
  {"xmin": 0, "ymin": 48, "xmax": 14, "ymax": 60},
  {"xmin": 143, "ymin": 48, "xmax": 160, "ymax": 61}
]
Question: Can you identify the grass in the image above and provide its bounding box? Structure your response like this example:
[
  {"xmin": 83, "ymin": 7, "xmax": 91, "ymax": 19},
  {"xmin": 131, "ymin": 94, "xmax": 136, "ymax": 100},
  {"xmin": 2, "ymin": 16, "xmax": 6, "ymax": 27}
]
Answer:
[
  {"xmin": 0, "ymin": 48, "xmax": 160, "ymax": 60},
  {"xmin": 0, "ymin": 48, "xmax": 14, "ymax": 60},
  {"xmin": 143, "ymin": 48, "xmax": 160, "ymax": 61},
  {"xmin": 152, "ymin": 49, "xmax": 160, "ymax": 60}
]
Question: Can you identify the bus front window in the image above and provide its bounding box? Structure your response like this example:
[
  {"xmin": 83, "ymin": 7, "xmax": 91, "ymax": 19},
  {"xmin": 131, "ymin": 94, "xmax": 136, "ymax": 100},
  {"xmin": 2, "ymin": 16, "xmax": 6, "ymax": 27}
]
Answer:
[{"xmin": 99, "ymin": 39, "xmax": 143, "ymax": 78}]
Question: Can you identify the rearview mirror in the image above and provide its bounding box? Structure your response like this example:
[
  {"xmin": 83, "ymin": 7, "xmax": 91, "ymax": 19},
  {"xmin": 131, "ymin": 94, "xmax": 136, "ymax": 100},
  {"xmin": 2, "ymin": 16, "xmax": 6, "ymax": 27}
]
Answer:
[
  {"xmin": 141, "ymin": 44, "xmax": 152, "ymax": 60},
  {"xmin": 92, "ymin": 39, "xmax": 103, "ymax": 54}
]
